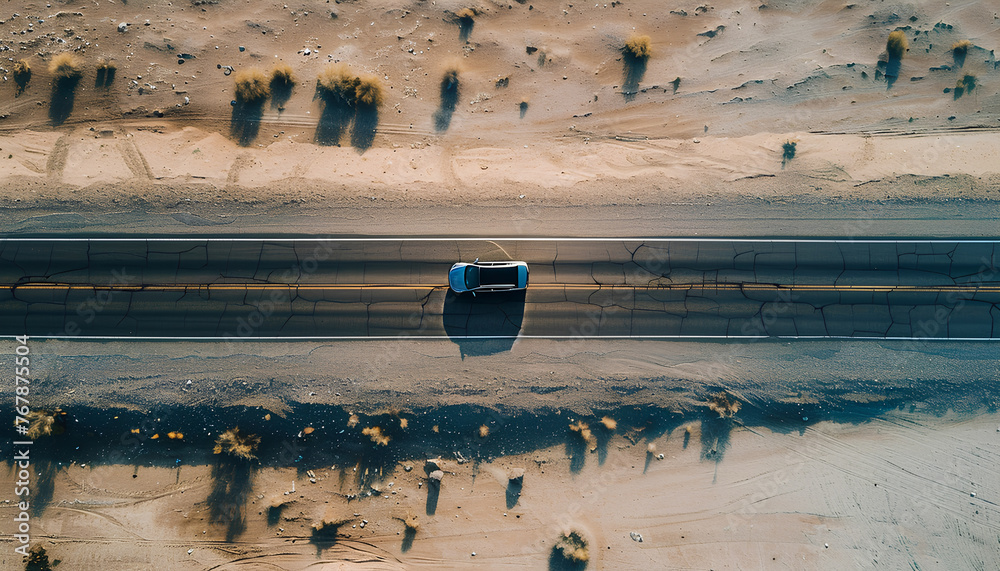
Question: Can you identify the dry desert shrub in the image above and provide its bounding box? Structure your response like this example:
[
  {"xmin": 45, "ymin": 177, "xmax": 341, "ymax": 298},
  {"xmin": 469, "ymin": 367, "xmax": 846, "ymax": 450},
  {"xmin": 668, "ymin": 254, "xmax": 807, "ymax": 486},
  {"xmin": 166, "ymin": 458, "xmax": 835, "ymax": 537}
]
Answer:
[
  {"xmin": 623, "ymin": 34, "xmax": 652, "ymax": 60},
  {"xmin": 362, "ymin": 425, "xmax": 390, "ymax": 446},
  {"xmin": 886, "ymin": 30, "xmax": 908, "ymax": 60},
  {"xmin": 233, "ymin": 68, "xmax": 270, "ymax": 104},
  {"xmin": 355, "ymin": 74, "xmax": 385, "ymax": 107},
  {"xmin": 599, "ymin": 416, "xmax": 617, "ymax": 430},
  {"xmin": 954, "ymin": 73, "xmax": 977, "ymax": 98},
  {"xmin": 554, "ymin": 530, "xmax": 590, "ymax": 563},
  {"xmin": 48, "ymin": 53, "xmax": 82, "ymax": 79},
  {"xmin": 403, "ymin": 513, "xmax": 420, "ymax": 530},
  {"xmin": 270, "ymin": 63, "xmax": 295, "ymax": 87},
  {"xmin": 25, "ymin": 544, "xmax": 52, "ymax": 571},
  {"xmin": 269, "ymin": 63, "xmax": 295, "ymax": 109},
  {"xmin": 456, "ymin": 8, "xmax": 476, "ymax": 41},
  {"xmin": 317, "ymin": 63, "xmax": 360, "ymax": 105},
  {"xmin": 12, "ymin": 59, "xmax": 31, "ymax": 95},
  {"xmin": 23, "ymin": 409, "xmax": 66, "ymax": 439},
  {"xmin": 707, "ymin": 392, "xmax": 741, "ymax": 418},
  {"xmin": 569, "ymin": 420, "xmax": 597, "ymax": 451},
  {"xmin": 952, "ymin": 40, "xmax": 972, "ymax": 58},
  {"xmin": 213, "ymin": 427, "xmax": 261, "ymax": 460},
  {"xmin": 478, "ymin": 424, "xmax": 490, "ymax": 438}
]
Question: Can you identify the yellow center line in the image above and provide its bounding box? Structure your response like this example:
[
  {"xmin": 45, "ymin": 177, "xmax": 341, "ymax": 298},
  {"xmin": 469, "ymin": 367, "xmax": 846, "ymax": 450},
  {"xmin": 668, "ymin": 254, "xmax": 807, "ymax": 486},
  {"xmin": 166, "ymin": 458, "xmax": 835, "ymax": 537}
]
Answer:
[{"xmin": 5, "ymin": 283, "xmax": 1000, "ymax": 294}]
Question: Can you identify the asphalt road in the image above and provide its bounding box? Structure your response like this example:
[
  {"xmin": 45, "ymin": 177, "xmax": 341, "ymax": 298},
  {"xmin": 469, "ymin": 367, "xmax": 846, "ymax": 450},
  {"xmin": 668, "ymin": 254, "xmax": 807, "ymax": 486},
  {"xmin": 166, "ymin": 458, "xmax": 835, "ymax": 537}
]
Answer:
[{"xmin": 2, "ymin": 239, "xmax": 999, "ymax": 339}]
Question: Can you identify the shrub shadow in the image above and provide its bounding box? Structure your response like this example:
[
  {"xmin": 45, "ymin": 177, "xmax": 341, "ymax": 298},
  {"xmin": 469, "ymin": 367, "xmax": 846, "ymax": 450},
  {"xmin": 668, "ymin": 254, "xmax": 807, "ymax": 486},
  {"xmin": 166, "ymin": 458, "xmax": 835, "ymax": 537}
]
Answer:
[
  {"xmin": 885, "ymin": 57, "xmax": 901, "ymax": 89},
  {"xmin": 548, "ymin": 546, "xmax": 588, "ymax": 570},
  {"xmin": 700, "ymin": 413, "xmax": 733, "ymax": 483},
  {"xmin": 953, "ymin": 50, "xmax": 967, "ymax": 69},
  {"xmin": 351, "ymin": 106, "xmax": 378, "ymax": 152},
  {"xmin": 621, "ymin": 54, "xmax": 648, "ymax": 101},
  {"xmin": 424, "ymin": 460, "xmax": 442, "ymax": 515},
  {"xmin": 266, "ymin": 503, "xmax": 285, "ymax": 526},
  {"xmin": 315, "ymin": 90, "xmax": 354, "ymax": 146},
  {"xmin": 30, "ymin": 459, "xmax": 58, "ymax": 517},
  {"xmin": 270, "ymin": 78, "xmax": 294, "ymax": 111},
  {"xmin": 401, "ymin": 526, "xmax": 417, "ymax": 552},
  {"xmin": 458, "ymin": 17, "xmax": 474, "ymax": 43},
  {"xmin": 94, "ymin": 67, "xmax": 115, "ymax": 88},
  {"xmin": 206, "ymin": 455, "xmax": 257, "ymax": 541},
  {"xmin": 49, "ymin": 76, "xmax": 80, "ymax": 126},
  {"xmin": 310, "ymin": 521, "xmax": 343, "ymax": 557},
  {"xmin": 565, "ymin": 434, "xmax": 588, "ymax": 473},
  {"xmin": 505, "ymin": 477, "xmax": 523, "ymax": 509},
  {"xmin": 434, "ymin": 72, "xmax": 460, "ymax": 132},
  {"xmin": 230, "ymin": 101, "xmax": 265, "ymax": 147}
]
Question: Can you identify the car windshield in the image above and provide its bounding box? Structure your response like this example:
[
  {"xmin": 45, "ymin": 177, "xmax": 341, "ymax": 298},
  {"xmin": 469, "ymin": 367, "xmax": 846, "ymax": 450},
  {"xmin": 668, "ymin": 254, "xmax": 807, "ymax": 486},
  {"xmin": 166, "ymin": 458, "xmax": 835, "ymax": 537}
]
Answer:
[{"xmin": 464, "ymin": 265, "xmax": 480, "ymax": 289}]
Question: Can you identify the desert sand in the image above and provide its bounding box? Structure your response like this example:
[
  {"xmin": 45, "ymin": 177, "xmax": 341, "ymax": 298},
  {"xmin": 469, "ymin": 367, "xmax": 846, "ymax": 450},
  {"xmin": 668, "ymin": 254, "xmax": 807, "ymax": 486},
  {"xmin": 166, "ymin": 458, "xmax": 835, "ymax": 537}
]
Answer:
[{"xmin": 1, "ymin": 0, "xmax": 1000, "ymax": 569}]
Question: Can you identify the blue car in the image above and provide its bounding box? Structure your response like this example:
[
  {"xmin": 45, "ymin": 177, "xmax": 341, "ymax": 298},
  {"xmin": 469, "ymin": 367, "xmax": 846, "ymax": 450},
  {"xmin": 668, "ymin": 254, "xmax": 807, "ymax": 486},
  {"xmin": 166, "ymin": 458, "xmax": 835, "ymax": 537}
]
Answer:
[{"xmin": 449, "ymin": 258, "xmax": 529, "ymax": 294}]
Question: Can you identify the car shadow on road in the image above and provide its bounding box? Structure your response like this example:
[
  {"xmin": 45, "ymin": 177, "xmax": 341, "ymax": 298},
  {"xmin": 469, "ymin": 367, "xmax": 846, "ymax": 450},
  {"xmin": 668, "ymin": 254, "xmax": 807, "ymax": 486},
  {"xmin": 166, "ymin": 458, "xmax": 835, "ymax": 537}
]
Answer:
[{"xmin": 442, "ymin": 289, "xmax": 525, "ymax": 357}]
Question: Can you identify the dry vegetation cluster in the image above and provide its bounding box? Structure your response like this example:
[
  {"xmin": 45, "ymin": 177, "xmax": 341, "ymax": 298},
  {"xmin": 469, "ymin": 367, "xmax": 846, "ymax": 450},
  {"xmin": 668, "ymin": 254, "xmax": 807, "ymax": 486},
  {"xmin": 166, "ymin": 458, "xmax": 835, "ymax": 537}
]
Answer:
[
  {"xmin": 555, "ymin": 530, "xmax": 590, "ymax": 563},
  {"xmin": 886, "ymin": 30, "xmax": 909, "ymax": 60},
  {"xmin": 623, "ymin": 34, "xmax": 652, "ymax": 60},
  {"xmin": 213, "ymin": 427, "xmax": 261, "ymax": 460},
  {"xmin": 315, "ymin": 63, "xmax": 384, "ymax": 107}
]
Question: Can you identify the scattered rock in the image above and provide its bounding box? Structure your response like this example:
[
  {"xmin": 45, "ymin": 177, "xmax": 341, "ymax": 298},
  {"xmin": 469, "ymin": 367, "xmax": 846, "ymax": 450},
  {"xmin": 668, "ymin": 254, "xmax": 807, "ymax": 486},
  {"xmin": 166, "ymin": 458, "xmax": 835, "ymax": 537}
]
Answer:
[
  {"xmin": 630, "ymin": 531, "xmax": 643, "ymax": 542},
  {"xmin": 118, "ymin": 22, "xmax": 128, "ymax": 32}
]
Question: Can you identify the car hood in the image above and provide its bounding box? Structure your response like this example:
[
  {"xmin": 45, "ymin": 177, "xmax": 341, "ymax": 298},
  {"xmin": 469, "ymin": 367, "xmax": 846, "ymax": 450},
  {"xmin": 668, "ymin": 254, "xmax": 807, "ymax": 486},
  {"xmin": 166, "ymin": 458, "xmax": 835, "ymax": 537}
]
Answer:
[{"xmin": 449, "ymin": 264, "xmax": 468, "ymax": 292}]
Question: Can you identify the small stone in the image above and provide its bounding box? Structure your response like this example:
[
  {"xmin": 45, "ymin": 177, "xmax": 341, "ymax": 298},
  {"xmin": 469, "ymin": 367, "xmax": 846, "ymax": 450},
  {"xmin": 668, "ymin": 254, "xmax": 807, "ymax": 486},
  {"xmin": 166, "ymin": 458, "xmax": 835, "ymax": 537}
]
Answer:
[
  {"xmin": 630, "ymin": 531, "xmax": 643, "ymax": 542},
  {"xmin": 404, "ymin": 465, "xmax": 413, "ymax": 472},
  {"xmin": 118, "ymin": 22, "xmax": 128, "ymax": 32},
  {"xmin": 429, "ymin": 470, "xmax": 444, "ymax": 482},
  {"xmin": 239, "ymin": 46, "xmax": 245, "ymax": 52},
  {"xmin": 187, "ymin": 549, "xmax": 193, "ymax": 554},
  {"xmin": 971, "ymin": 492, "xmax": 976, "ymax": 497}
]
